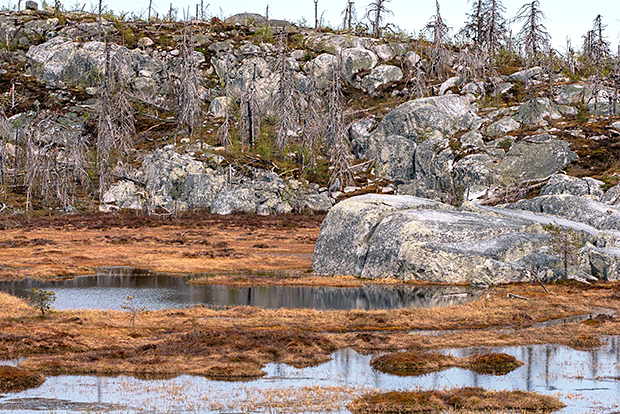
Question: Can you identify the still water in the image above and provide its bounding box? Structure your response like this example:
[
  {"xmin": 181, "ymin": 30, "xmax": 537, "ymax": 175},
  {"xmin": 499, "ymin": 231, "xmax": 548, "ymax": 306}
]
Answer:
[
  {"xmin": 1, "ymin": 338, "xmax": 620, "ymax": 413},
  {"xmin": 0, "ymin": 267, "xmax": 477, "ymax": 311}
]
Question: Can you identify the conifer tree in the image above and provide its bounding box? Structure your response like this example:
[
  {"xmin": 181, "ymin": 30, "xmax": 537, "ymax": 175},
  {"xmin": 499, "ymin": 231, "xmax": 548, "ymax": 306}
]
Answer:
[
  {"xmin": 514, "ymin": 0, "xmax": 549, "ymax": 66},
  {"xmin": 325, "ymin": 59, "xmax": 352, "ymax": 190}
]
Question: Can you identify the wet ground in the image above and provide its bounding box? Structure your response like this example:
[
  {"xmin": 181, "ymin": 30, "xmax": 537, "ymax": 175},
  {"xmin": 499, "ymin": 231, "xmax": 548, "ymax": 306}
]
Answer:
[{"xmin": 2, "ymin": 337, "xmax": 620, "ymax": 413}]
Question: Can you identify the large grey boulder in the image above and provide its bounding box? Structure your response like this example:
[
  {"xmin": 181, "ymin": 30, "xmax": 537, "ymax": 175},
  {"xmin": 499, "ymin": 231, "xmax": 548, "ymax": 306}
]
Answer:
[
  {"xmin": 414, "ymin": 135, "xmax": 455, "ymax": 189},
  {"xmin": 541, "ymin": 174, "xmax": 604, "ymax": 200},
  {"xmin": 507, "ymin": 194, "xmax": 620, "ymax": 232},
  {"xmin": 514, "ymin": 98, "xmax": 562, "ymax": 127},
  {"xmin": 556, "ymin": 83, "xmax": 589, "ymax": 105},
  {"xmin": 361, "ymin": 64, "xmax": 403, "ymax": 94},
  {"xmin": 602, "ymin": 183, "xmax": 620, "ymax": 205},
  {"xmin": 372, "ymin": 135, "xmax": 416, "ymax": 180},
  {"xmin": 494, "ymin": 140, "xmax": 576, "ymax": 186},
  {"xmin": 313, "ymin": 194, "xmax": 558, "ymax": 285},
  {"xmin": 586, "ymin": 247, "xmax": 620, "ymax": 281},
  {"xmin": 356, "ymin": 94, "xmax": 479, "ymax": 147},
  {"xmin": 102, "ymin": 149, "xmax": 333, "ymax": 215},
  {"xmin": 341, "ymin": 47, "xmax": 378, "ymax": 86},
  {"xmin": 370, "ymin": 43, "xmax": 408, "ymax": 61},
  {"xmin": 312, "ymin": 194, "xmax": 447, "ymax": 277},
  {"xmin": 304, "ymin": 53, "xmax": 338, "ymax": 90},
  {"xmin": 208, "ymin": 96, "xmax": 232, "ymax": 118}
]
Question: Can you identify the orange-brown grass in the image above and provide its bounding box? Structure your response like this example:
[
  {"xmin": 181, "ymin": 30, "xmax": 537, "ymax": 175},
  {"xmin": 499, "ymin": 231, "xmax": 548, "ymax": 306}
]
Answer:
[
  {"xmin": 348, "ymin": 387, "xmax": 565, "ymax": 413},
  {"xmin": 0, "ymin": 281, "xmax": 618, "ymax": 378},
  {"xmin": 0, "ymin": 365, "xmax": 45, "ymax": 392},
  {"xmin": 0, "ymin": 212, "xmax": 324, "ymax": 280},
  {"xmin": 370, "ymin": 351, "xmax": 522, "ymax": 376}
]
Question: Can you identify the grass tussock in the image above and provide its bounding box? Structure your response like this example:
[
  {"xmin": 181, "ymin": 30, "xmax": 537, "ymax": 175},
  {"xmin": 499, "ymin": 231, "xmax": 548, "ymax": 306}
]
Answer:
[
  {"xmin": 0, "ymin": 365, "xmax": 45, "ymax": 392},
  {"xmin": 370, "ymin": 351, "xmax": 522, "ymax": 376},
  {"xmin": 0, "ymin": 292, "xmax": 34, "ymax": 319},
  {"xmin": 348, "ymin": 387, "xmax": 566, "ymax": 414},
  {"xmin": 568, "ymin": 334, "xmax": 603, "ymax": 350}
]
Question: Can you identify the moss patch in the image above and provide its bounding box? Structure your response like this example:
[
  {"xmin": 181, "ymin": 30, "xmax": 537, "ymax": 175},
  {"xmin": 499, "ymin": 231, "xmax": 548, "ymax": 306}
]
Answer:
[
  {"xmin": 370, "ymin": 351, "xmax": 523, "ymax": 377},
  {"xmin": 348, "ymin": 387, "xmax": 566, "ymax": 413},
  {"xmin": 0, "ymin": 366, "xmax": 45, "ymax": 392}
]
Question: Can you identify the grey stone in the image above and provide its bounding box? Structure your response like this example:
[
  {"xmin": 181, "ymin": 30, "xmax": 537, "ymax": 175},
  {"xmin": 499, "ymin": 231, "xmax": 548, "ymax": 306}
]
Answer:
[
  {"xmin": 312, "ymin": 194, "xmax": 447, "ymax": 276},
  {"xmin": 25, "ymin": 1, "xmax": 38, "ymax": 11},
  {"xmin": 341, "ymin": 47, "xmax": 378, "ymax": 86},
  {"xmin": 414, "ymin": 134, "xmax": 454, "ymax": 190},
  {"xmin": 208, "ymin": 41, "xmax": 233, "ymax": 54},
  {"xmin": 439, "ymin": 76, "xmax": 460, "ymax": 95},
  {"xmin": 304, "ymin": 33, "xmax": 377, "ymax": 54},
  {"xmin": 137, "ymin": 37, "xmax": 154, "ymax": 47},
  {"xmin": 372, "ymin": 135, "xmax": 416, "ymax": 180},
  {"xmin": 361, "ymin": 64, "xmax": 403, "ymax": 94},
  {"xmin": 602, "ymin": 183, "xmax": 620, "ymax": 206},
  {"xmin": 541, "ymin": 174, "xmax": 604, "ymax": 199},
  {"xmin": 313, "ymin": 194, "xmax": 555, "ymax": 285},
  {"xmin": 303, "ymin": 53, "xmax": 338, "ymax": 90},
  {"xmin": 586, "ymin": 247, "xmax": 620, "ymax": 281},
  {"xmin": 459, "ymin": 131, "xmax": 484, "ymax": 149},
  {"xmin": 514, "ymin": 98, "xmax": 562, "ymax": 127},
  {"xmin": 225, "ymin": 13, "xmax": 267, "ymax": 26},
  {"xmin": 403, "ymin": 51, "xmax": 421, "ymax": 67},
  {"xmin": 102, "ymin": 180, "xmax": 145, "ymax": 210},
  {"xmin": 507, "ymin": 194, "xmax": 620, "ymax": 231},
  {"xmin": 495, "ymin": 140, "xmax": 577, "ymax": 186},
  {"xmin": 461, "ymin": 81, "xmax": 484, "ymax": 95},
  {"xmin": 508, "ymin": 66, "xmax": 543, "ymax": 82},
  {"xmin": 486, "ymin": 117, "xmax": 520, "ymax": 136},
  {"xmin": 556, "ymin": 83, "xmax": 589, "ymax": 105},
  {"xmin": 290, "ymin": 49, "xmax": 307, "ymax": 60},
  {"xmin": 208, "ymin": 96, "xmax": 232, "ymax": 118}
]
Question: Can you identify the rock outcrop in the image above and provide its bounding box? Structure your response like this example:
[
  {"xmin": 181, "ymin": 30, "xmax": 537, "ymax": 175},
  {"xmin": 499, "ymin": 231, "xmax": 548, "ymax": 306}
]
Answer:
[
  {"xmin": 312, "ymin": 194, "xmax": 594, "ymax": 284},
  {"xmin": 101, "ymin": 148, "xmax": 333, "ymax": 215}
]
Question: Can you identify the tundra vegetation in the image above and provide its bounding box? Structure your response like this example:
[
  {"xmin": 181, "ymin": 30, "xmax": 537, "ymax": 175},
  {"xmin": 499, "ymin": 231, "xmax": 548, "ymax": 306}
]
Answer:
[{"xmin": 0, "ymin": 1, "xmax": 619, "ymax": 413}]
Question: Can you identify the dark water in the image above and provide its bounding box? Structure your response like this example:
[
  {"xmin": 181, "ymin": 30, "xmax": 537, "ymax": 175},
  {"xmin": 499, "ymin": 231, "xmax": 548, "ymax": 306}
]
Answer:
[
  {"xmin": 0, "ymin": 267, "xmax": 477, "ymax": 311},
  {"xmin": 2, "ymin": 338, "xmax": 620, "ymax": 413}
]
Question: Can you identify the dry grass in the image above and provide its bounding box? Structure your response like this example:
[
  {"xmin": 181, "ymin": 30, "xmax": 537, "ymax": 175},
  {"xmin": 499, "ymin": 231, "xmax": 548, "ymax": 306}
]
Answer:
[
  {"xmin": 370, "ymin": 351, "xmax": 522, "ymax": 376},
  {"xmin": 0, "ymin": 212, "xmax": 323, "ymax": 279},
  {"xmin": 348, "ymin": 387, "xmax": 566, "ymax": 413},
  {"xmin": 0, "ymin": 281, "xmax": 617, "ymax": 379},
  {"xmin": 0, "ymin": 365, "xmax": 45, "ymax": 392}
]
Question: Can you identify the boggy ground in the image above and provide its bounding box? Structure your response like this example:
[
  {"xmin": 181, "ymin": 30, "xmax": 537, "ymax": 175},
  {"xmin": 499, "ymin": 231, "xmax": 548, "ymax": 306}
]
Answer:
[
  {"xmin": 0, "ymin": 211, "xmax": 325, "ymax": 280},
  {"xmin": 1, "ymin": 281, "xmax": 619, "ymax": 380}
]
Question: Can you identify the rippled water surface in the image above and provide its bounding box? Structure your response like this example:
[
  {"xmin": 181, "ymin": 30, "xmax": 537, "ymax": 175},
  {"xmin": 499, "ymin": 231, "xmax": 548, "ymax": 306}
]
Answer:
[
  {"xmin": 1, "ymin": 338, "xmax": 620, "ymax": 413},
  {"xmin": 0, "ymin": 267, "xmax": 477, "ymax": 311}
]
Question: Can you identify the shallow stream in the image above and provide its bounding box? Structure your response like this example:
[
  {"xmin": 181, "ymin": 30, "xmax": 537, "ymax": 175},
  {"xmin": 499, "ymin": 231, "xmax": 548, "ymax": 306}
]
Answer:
[{"xmin": 1, "ymin": 337, "xmax": 620, "ymax": 413}]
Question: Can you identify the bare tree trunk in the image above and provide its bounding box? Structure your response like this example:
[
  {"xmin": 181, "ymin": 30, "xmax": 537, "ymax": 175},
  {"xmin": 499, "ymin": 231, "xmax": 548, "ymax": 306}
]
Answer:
[
  {"xmin": 148, "ymin": 0, "xmax": 152, "ymax": 20},
  {"xmin": 314, "ymin": 0, "xmax": 318, "ymax": 29}
]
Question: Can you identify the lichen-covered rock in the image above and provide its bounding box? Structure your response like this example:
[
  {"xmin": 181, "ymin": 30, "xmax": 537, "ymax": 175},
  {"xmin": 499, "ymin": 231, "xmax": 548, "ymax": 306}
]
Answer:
[
  {"xmin": 507, "ymin": 194, "xmax": 620, "ymax": 232},
  {"xmin": 514, "ymin": 98, "xmax": 562, "ymax": 127},
  {"xmin": 439, "ymin": 76, "xmax": 460, "ymax": 95},
  {"xmin": 486, "ymin": 117, "xmax": 520, "ymax": 136},
  {"xmin": 304, "ymin": 53, "xmax": 338, "ymax": 90},
  {"xmin": 361, "ymin": 64, "xmax": 403, "ymax": 94},
  {"xmin": 541, "ymin": 174, "xmax": 604, "ymax": 200},
  {"xmin": 341, "ymin": 47, "xmax": 378, "ymax": 86},
  {"xmin": 586, "ymin": 247, "xmax": 620, "ymax": 281},
  {"xmin": 556, "ymin": 83, "xmax": 589, "ymax": 105},
  {"xmin": 208, "ymin": 96, "xmax": 232, "ymax": 118},
  {"xmin": 313, "ymin": 194, "xmax": 558, "ymax": 285},
  {"xmin": 494, "ymin": 140, "xmax": 577, "ymax": 186},
  {"xmin": 508, "ymin": 66, "xmax": 543, "ymax": 82},
  {"xmin": 312, "ymin": 194, "xmax": 446, "ymax": 276},
  {"xmin": 304, "ymin": 33, "xmax": 377, "ymax": 54}
]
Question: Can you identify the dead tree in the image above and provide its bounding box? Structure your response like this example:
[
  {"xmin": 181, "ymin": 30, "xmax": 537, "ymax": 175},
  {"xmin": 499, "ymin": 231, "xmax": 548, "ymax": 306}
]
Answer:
[
  {"xmin": 216, "ymin": 50, "xmax": 234, "ymax": 149},
  {"xmin": 325, "ymin": 59, "xmax": 352, "ymax": 190},
  {"xmin": 274, "ymin": 34, "xmax": 299, "ymax": 150},
  {"xmin": 513, "ymin": 0, "xmax": 549, "ymax": 66},
  {"xmin": 301, "ymin": 66, "xmax": 324, "ymax": 166},
  {"xmin": 314, "ymin": 0, "xmax": 319, "ymax": 29},
  {"xmin": 366, "ymin": 0, "xmax": 392, "ymax": 38},
  {"xmin": 424, "ymin": 0, "xmax": 451, "ymax": 79},
  {"xmin": 239, "ymin": 63, "xmax": 261, "ymax": 150},
  {"xmin": 176, "ymin": 24, "xmax": 201, "ymax": 138},
  {"xmin": 341, "ymin": 0, "xmax": 356, "ymax": 31}
]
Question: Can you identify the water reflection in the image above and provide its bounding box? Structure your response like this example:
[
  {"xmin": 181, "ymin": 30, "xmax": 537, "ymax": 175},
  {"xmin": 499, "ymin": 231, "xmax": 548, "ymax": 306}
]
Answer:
[
  {"xmin": 0, "ymin": 267, "xmax": 477, "ymax": 311},
  {"xmin": 2, "ymin": 338, "xmax": 619, "ymax": 413}
]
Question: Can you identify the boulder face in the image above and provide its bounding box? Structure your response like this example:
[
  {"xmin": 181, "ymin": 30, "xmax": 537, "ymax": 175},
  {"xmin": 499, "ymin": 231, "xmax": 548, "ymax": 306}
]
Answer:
[
  {"xmin": 313, "ymin": 194, "xmax": 559, "ymax": 285},
  {"xmin": 361, "ymin": 64, "xmax": 403, "ymax": 94},
  {"xmin": 102, "ymin": 149, "xmax": 333, "ymax": 215},
  {"xmin": 26, "ymin": 37, "xmax": 168, "ymax": 93}
]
